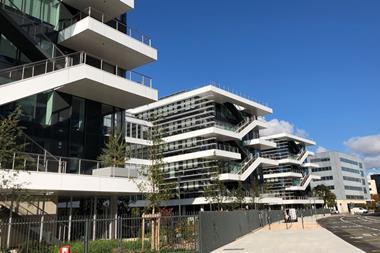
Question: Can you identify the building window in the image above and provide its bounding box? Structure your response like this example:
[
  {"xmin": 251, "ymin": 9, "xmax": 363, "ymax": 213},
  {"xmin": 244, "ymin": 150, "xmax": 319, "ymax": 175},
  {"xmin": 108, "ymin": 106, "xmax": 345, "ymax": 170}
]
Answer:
[
  {"xmin": 313, "ymin": 176, "xmax": 333, "ymax": 181},
  {"xmin": 346, "ymin": 195, "xmax": 364, "ymax": 200},
  {"xmin": 344, "ymin": 185, "xmax": 363, "ymax": 191},
  {"xmin": 343, "ymin": 176, "xmax": 361, "ymax": 183},
  {"xmin": 340, "ymin": 158, "xmax": 359, "ymax": 166},
  {"xmin": 312, "ymin": 166, "xmax": 332, "ymax": 172},
  {"xmin": 341, "ymin": 167, "xmax": 360, "ymax": 175},
  {"xmin": 310, "ymin": 157, "xmax": 330, "ymax": 163}
]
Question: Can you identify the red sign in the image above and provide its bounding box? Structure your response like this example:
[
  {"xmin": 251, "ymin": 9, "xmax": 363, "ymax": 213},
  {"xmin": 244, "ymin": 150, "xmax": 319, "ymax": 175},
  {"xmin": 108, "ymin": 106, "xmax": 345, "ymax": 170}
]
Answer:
[{"xmin": 59, "ymin": 246, "xmax": 71, "ymax": 253}]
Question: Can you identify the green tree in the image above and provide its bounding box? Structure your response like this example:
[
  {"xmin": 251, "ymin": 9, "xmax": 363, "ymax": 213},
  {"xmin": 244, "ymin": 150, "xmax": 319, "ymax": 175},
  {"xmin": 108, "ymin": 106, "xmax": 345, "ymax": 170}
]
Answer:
[
  {"xmin": 0, "ymin": 107, "xmax": 37, "ymax": 218},
  {"xmin": 313, "ymin": 184, "xmax": 337, "ymax": 208},
  {"xmin": 0, "ymin": 106, "xmax": 25, "ymax": 169},
  {"xmin": 250, "ymin": 176, "xmax": 260, "ymax": 209},
  {"xmin": 138, "ymin": 127, "xmax": 174, "ymax": 214},
  {"xmin": 98, "ymin": 133, "xmax": 127, "ymax": 168},
  {"xmin": 204, "ymin": 165, "xmax": 228, "ymax": 211},
  {"xmin": 231, "ymin": 181, "xmax": 245, "ymax": 210}
]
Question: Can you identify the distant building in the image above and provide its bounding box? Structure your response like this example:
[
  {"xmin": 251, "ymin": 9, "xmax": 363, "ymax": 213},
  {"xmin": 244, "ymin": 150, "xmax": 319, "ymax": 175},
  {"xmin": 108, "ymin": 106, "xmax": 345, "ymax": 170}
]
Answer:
[
  {"xmin": 370, "ymin": 174, "xmax": 380, "ymax": 195},
  {"xmin": 310, "ymin": 152, "xmax": 370, "ymax": 213},
  {"xmin": 368, "ymin": 176, "xmax": 378, "ymax": 195}
]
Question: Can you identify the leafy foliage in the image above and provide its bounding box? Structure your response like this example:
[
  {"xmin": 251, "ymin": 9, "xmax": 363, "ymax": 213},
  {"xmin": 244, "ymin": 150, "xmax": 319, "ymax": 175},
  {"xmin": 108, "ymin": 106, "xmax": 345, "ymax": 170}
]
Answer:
[
  {"xmin": 98, "ymin": 133, "xmax": 127, "ymax": 168},
  {"xmin": 231, "ymin": 181, "xmax": 246, "ymax": 209},
  {"xmin": 204, "ymin": 168, "xmax": 228, "ymax": 211},
  {"xmin": 138, "ymin": 126, "xmax": 174, "ymax": 214},
  {"xmin": 0, "ymin": 106, "xmax": 27, "ymax": 192},
  {"xmin": 0, "ymin": 106, "xmax": 25, "ymax": 168},
  {"xmin": 313, "ymin": 184, "xmax": 337, "ymax": 208}
]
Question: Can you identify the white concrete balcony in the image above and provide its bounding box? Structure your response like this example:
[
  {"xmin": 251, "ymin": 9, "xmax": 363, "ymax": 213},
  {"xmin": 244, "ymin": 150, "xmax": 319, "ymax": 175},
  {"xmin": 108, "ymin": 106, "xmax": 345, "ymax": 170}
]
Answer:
[
  {"xmin": 61, "ymin": 0, "xmax": 134, "ymax": 21},
  {"xmin": 219, "ymin": 155, "xmax": 279, "ymax": 182},
  {"xmin": 162, "ymin": 119, "xmax": 268, "ymax": 143},
  {"xmin": 244, "ymin": 138, "xmax": 277, "ymax": 150},
  {"xmin": 285, "ymin": 175, "xmax": 321, "ymax": 191},
  {"xmin": 264, "ymin": 150, "xmax": 313, "ymax": 166},
  {"xmin": 0, "ymin": 51, "xmax": 157, "ymax": 108},
  {"xmin": 263, "ymin": 172, "xmax": 303, "ymax": 179},
  {"xmin": 58, "ymin": 7, "xmax": 157, "ymax": 70},
  {"xmin": 0, "ymin": 170, "xmax": 144, "ymax": 194}
]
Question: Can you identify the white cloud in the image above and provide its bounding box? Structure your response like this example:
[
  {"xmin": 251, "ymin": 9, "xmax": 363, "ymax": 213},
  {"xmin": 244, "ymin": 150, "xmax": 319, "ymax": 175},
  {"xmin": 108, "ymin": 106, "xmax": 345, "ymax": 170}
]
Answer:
[
  {"xmin": 344, "ymin": 134, "xmax": 380, "ymax": 156},
  {"xmin": 260, "ymin": 118, "xmax": 307, "ymax": 137},
  {"xmin": 316, "ymin": 146, "xmax": 328, "ymax": 153},
  {"xmin": 363, "ymin": 155, "xmax": 380, "ymax": 169},
  {"xmin": 344, "ymin": 134, "xmax": 380, "ymax": 169}
]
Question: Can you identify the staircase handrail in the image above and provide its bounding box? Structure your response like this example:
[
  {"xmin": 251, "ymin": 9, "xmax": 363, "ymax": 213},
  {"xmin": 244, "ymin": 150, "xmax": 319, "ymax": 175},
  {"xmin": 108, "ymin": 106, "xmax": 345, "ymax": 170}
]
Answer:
[
  {"xmin": 238, "ymin": 153, "xmax": 260, "ymax": 175},
  {"xmin": 235, "ymin": 117, "xmax": 255, "ymax": 133},
  {"xmin": 0, "ymin": 0, "xmax": 65, "ymax": 58}
]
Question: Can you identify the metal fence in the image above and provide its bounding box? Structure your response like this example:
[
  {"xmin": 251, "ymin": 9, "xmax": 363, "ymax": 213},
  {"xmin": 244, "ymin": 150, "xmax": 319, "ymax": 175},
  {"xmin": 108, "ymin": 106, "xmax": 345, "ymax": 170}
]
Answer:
[
  {"xmin": 0, "ymin": 214, "xmax": 199, "ymax": 253},
  {"xmin": 0, "ymin": 209, "xmax": 330, "ymax": 253}
]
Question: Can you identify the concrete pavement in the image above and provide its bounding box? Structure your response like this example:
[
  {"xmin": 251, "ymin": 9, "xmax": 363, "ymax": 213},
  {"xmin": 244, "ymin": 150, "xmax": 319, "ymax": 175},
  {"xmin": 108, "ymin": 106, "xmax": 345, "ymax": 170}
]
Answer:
[{"xmin": 211, "ymin": 215, "xmax": 365, "ymax": 253}]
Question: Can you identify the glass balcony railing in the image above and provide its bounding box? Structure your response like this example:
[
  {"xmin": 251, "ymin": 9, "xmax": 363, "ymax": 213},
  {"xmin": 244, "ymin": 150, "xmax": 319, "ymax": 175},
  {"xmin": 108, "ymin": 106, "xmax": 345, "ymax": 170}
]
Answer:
[
  {"xmin": 59, "ymin": 6, "xmax": 152, "ymax": 47},
  {"xmin": 0, "ymin": 51, "xmax": 153, "ymax": 88},
  {"xmin": 214, "ymin": 120, "xmax": 238, "ymax": 131}
]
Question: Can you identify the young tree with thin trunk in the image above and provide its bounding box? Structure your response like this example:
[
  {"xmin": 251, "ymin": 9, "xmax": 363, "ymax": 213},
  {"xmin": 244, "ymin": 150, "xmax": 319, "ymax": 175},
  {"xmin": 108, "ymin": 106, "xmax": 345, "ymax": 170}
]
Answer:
[
  {"xmin": 231, "ymin": 181, "xmax": 245, "ymax": 210},
  {"xmin": 204, "ymin": 166, "xmax": 228, "ymax": 211},
  {"xmin": 98, "ymin": 132, "xmax": 127, "ymax": 168},
  {"xmin": 137, "ymin": 126, "xmax": 174, "ymax": 251},
  {"xmin": 250, "ymin": 176, "xmax": 260, "ymax": 209},
  {"xmin": 138, "ymin": 126, "xmax": 174, "ymax": 214}
]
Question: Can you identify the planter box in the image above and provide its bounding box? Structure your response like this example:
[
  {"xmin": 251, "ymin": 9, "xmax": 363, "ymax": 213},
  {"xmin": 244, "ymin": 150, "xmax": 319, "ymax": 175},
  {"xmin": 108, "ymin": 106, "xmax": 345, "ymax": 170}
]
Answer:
[{"xmin": 92, "ymin": 166, "xmax": 138, "ymax": 178}]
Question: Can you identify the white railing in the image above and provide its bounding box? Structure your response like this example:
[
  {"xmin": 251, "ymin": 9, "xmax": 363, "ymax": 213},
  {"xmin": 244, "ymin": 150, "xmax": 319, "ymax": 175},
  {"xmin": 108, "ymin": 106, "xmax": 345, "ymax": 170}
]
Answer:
[
  {"xmin": 0, "ymin": 51, "xmax": 153, "ymax": 88},
  {"xmin": 59, "ymin": 6, "xmax": 152, "ymax": 47}
]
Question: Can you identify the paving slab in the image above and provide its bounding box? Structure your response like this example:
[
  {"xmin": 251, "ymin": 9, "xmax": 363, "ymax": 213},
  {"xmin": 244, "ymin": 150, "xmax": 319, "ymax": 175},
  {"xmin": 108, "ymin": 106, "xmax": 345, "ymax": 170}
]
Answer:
[{"xmin": 211, "ymin": 215, "xmax": 365, "ymax": 253}]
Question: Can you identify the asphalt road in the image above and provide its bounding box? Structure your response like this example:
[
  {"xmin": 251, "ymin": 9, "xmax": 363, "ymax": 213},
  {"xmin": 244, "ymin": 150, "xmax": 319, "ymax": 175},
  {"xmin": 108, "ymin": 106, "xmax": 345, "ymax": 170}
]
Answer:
[{"xmin": 318, "ymin": 215, "xmax": 380, "ymax": 253}]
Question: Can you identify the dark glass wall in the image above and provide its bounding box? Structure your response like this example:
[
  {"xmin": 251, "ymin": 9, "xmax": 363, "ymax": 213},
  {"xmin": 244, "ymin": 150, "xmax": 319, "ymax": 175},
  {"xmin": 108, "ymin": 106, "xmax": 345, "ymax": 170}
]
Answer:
[{"xmin": 0, "ymin": 91, "xmax": 124, "ymax": 161}]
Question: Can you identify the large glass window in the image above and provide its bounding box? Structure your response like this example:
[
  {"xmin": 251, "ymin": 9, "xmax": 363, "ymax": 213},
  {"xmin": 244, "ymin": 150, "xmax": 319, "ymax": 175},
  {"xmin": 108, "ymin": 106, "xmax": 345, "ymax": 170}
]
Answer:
[
  {"xmin": 8, "ymin": 0, "xmax": 61, "ymax": 28},
  {"xmin": 0, "ymin": 91, "xmax": 124, "ymax": 163}
]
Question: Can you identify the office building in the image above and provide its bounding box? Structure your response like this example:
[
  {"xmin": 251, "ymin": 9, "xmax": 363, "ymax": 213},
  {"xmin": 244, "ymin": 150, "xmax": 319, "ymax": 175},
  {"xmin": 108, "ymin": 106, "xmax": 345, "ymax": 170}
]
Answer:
[
  {"xmin": 0, "ymin": 0, "xmax": 322, "ymax": 216},
  {"xmin": 310, "ymin": 152, "xmax": 370, "ymax": 213},
  {"xmin": 0, "ymin": 0, "xmax": 157, "ymax": 217}
]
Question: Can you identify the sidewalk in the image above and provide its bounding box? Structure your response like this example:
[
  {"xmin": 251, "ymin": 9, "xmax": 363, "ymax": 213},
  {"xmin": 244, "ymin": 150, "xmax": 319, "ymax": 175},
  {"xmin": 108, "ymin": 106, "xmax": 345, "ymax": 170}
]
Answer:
[{"xmin": 211, "ymin": 215, "xmax": 365, "ymax": 253}]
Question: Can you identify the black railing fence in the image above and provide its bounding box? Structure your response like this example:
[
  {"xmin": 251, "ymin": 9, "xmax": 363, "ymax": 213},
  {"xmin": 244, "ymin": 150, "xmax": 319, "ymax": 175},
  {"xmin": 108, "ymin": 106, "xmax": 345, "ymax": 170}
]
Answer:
[
  {"xmin": 0, "ymin": 214, "xmax": 199, "ymax": 253},
  {"xmin": 0, "ymin": 208, "xmax": 329, "ymax": 253}
]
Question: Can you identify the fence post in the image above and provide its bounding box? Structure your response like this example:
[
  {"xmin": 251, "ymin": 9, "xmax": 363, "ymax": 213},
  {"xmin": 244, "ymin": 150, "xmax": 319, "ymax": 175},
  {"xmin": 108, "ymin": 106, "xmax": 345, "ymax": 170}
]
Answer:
[
  {"xmin": 6, "ymin": 201, "xmax": 13, "ymax": 249},
  {"xmin": 26, "ymin": 222, "xmax": 31, "ymax": 253},
  {"xmin": 141, "ymin": 217, "xmax": 145, "ymax": 252},
  {"xmin": 93, "ymin": 196, "xmax": 97, "ymax": 240},
  {"xmin": 11, "ymin": 153, "xmax": 15, "ymax": 170},
  {"xmin": 84, "ymin": 219, "xmax": 89, "ymax": 253},
  {"xmin": 37, "ymin": 155, "xmax": 40, "ymax": 171},
  {"xmin": 68, "ymin": 197, "xmax": 72, "ymax": 242},
  {"xmin": 39, "ymin": 215, "xmax": 44, "ymax": 242}
]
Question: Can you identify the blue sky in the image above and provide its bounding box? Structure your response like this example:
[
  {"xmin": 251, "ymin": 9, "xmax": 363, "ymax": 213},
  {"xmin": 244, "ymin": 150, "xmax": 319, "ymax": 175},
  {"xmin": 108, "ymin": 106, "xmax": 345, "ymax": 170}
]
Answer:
[{"xmin": 128, "ymin": 0, "xmax": 380, "ymax": 172}]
